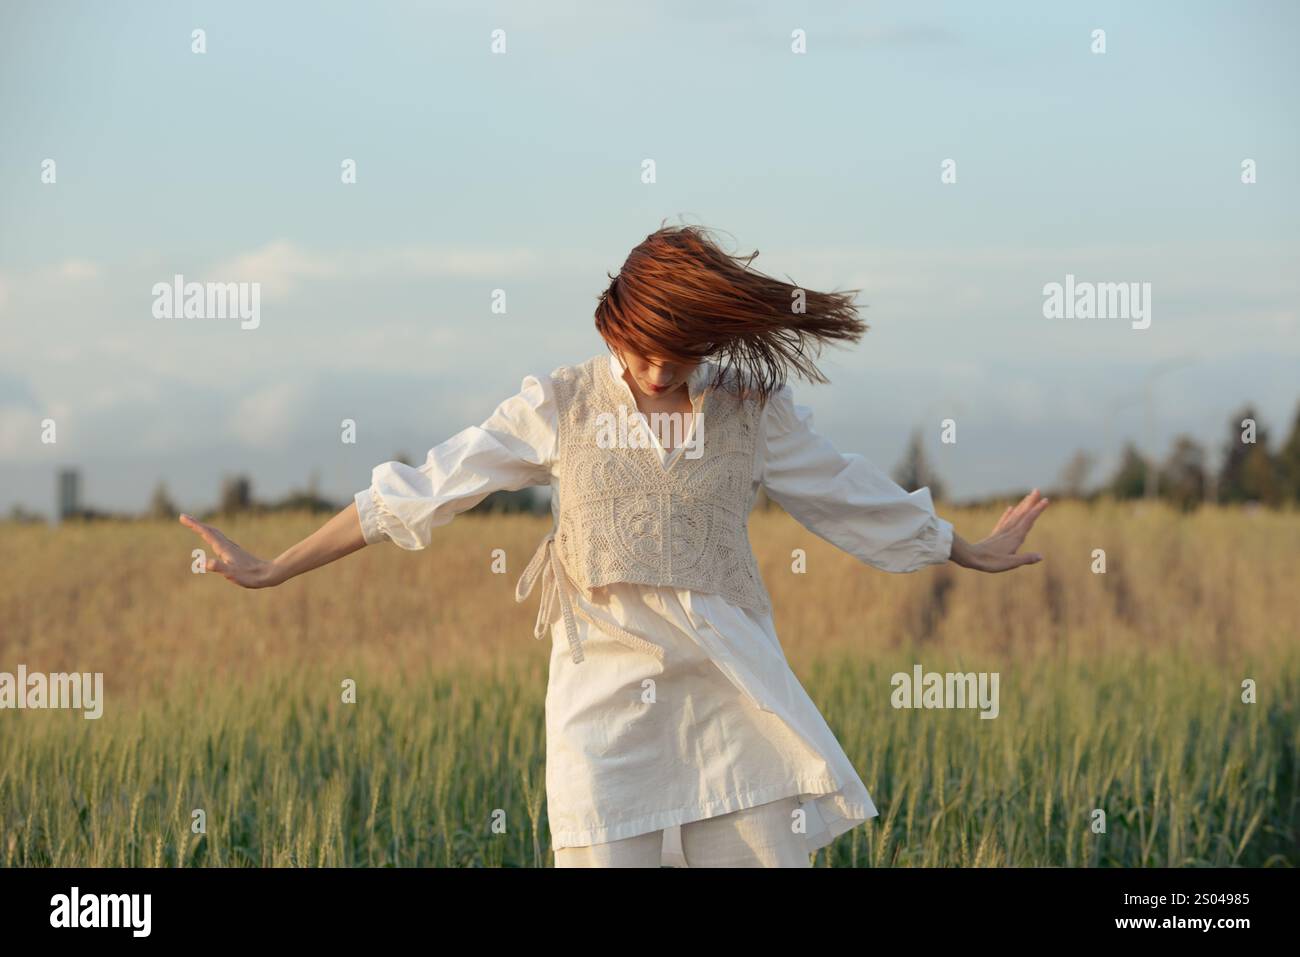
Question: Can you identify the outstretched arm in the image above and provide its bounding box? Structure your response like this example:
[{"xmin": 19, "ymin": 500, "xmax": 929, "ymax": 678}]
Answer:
[
  {"xmin": 180, "ymin": 503, "xmax": 367, "ymax": 589},
  {"xmin": 759, "ymin": 383, "xmax": 954, "ymax": 572},
  {"xmin": 180, "ymin": 371, "xmax": 555, "ymax": 590},
  {"xmin": 759, "ymin": 384, "xmax": 1048, "ymax": 574}
]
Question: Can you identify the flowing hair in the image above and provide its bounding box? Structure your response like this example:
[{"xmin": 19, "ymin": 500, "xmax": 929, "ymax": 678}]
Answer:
[{"xmin": 594, "ymin": 222, "xmax": 867, "ymax": 404}]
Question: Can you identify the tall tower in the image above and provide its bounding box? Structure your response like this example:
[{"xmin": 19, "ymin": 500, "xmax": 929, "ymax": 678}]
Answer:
[{"xmin": 57, "ymin": 468, "xmax": 81, "ymax": 522}]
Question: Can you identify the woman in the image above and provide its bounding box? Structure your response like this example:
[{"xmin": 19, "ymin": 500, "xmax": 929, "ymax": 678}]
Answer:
[{"xmin": 181, "ymin": 224, "xmax": 1049, "ymax": 868}]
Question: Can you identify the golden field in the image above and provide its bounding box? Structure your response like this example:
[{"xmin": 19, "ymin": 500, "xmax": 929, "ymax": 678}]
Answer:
[{"xmin": 0, "ymin": 500, "xmax": 1296, "ymax": 866}]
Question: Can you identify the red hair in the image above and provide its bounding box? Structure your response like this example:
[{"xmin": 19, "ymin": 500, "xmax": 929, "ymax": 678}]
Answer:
[{"xmin": 594, "ymin": 222, "xmax": 867, "ymax": 404}]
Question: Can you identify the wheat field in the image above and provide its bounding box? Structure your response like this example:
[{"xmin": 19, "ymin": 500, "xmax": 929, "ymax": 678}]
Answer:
[{"xmin": 0, "ymin": 501, "xmax": 1296, "ymax": 866}]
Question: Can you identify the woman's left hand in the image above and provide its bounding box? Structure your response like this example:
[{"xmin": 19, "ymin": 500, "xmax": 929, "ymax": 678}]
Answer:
[{"xmin": 949, "ymin": 489, "xmax": 1049, "ymax": 572}]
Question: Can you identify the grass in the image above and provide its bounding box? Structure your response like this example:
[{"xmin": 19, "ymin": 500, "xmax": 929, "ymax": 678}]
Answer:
[{"xmin": 0, "ymin": 500, "xmax": 1296, "ymax": 866}]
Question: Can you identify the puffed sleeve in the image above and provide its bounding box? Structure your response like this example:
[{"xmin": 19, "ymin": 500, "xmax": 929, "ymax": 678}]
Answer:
[
  {"xmin": 354, "ymin": 373, "xmax": 556, "ymax": 549},
  {"xmin": 759, "ymin": 383, "xmax": 953, "ymax": 572}
]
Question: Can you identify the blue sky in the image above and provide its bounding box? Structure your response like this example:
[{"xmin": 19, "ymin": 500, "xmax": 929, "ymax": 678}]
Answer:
[{"xmin": 1, "ymin": 0, "xmax": 1297, "ymax": 515}]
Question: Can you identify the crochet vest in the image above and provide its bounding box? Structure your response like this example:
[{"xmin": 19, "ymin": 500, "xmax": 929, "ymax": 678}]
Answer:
[
  {"xmin": 554, "ymin": 353, "xmax": 770, "ymax": 609},
  {"xmin": 515, "ymin": 354, "xmax": 771, "ymax": 664}
]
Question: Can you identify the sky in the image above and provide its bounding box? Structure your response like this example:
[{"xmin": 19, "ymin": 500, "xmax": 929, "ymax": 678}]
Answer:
[{"xmin": 1, "ymin": 0, "xmax": 1297, "ymax": 517}]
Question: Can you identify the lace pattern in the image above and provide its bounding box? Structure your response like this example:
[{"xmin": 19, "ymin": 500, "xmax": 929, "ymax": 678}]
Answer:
[{"xmin": 548, "ymin": 354, "xmax": 772, "ymax": 615}]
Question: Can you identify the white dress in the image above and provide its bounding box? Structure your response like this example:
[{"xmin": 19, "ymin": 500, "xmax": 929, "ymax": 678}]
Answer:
[{"xmin": 354, "ymin": 351, "xmax": 954, "ymax": 867}]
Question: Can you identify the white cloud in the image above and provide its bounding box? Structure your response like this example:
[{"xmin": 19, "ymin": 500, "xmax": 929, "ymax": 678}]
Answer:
[
  {"xmin": 55, "ymin": 259, "xmax": 102, "ymax": 281},
  {"xmin": 0, "ymin": 261, "xmax": 103, "ymax": 308},
  {"xmin": 0, "ymin": 400, "xmax": 73, "ymax": 460},
  {"xmin": 0, "ymin": 405, "xmax": 37, "ymax": 457},
  {"xmin": 84, "ymin": 378, "xmax": 161, "ymax": 414},
  {"xmin": 227, "ymin": 382, "xmax": 308, "ymax": 448},
  {"xmin": 207, "ymin": 240, "xmax": 604, "ymax": 299},
  {"xmin": 209, "ymin": 240, "xmax": 335, "ymax": 298}
]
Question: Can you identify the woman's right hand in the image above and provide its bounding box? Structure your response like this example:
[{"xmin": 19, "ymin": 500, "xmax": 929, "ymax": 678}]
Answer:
[{"xmin": 180, "ymin": 513, "xmax": 280, "ymax": 588}]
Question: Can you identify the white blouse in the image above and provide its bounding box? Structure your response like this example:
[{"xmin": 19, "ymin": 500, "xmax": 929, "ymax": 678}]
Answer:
[{"xmin": 354, "ymin": 351, "xmax": 954, "ymax": 867}]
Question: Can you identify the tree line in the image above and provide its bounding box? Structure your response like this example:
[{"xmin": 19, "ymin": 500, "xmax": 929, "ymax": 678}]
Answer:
[
  {"xmin": 893, "ymin": 400, "xmax": 1300, "ymax": 510},
  {"xmin": 13, "ymin": 398, "xmax": 1299, "ymax": 524}
]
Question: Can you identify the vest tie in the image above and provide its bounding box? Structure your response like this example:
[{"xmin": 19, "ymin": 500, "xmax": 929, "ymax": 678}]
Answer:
[{"xmin": 515, "ymin": 531, "xmax": 667, "ymax": 665}]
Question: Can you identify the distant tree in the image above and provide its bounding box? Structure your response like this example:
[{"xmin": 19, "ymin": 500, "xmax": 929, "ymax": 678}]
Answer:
[
  {"xmin": 219, "ymin": 475, "xmax": 253, "ymax": 515},
  {"xmin": 892, "ymin": 428, "xmax": 946, "ymax": 502},
  {"xmin": 1277, "ymin": 400, "xmax": 1300, "ymax": 504},
  {"xmin": 259, "ymin": 470, "xmax": 339, "ymax": 514},
  {"xmin": 1108, "ymin": 441, "xmax": 1150, "ymax": 500},
  {"xmin": 1057, "ymin": 449, "xmax": 1095, "ymax": 499},
  {"xmin": 1159, "ymin": 435, "xmax": 1207, "ymax": 511},
  {"xmin": 7, "ymin": 504, "xmax": 47, "ymax": 524},
  {"xmin": 1240, "ymin": 448, "xmax": 1282, "ymax": 505},
  {"xmin": 148, "ymin": 481, "xmax": 178, "ymax": 519},
  {"xmin": 1218, "ymin": 405, "xmax": 1281, "ymax": 505},
  {"xmin": 269, "ymin": 488, "xmax": 341, "ymax": 514}
]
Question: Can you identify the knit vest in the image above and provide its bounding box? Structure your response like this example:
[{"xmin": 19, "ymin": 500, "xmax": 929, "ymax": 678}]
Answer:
[{"xmin": 549, "ymin": 353, "xmax": 771, "ymax": 613}]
